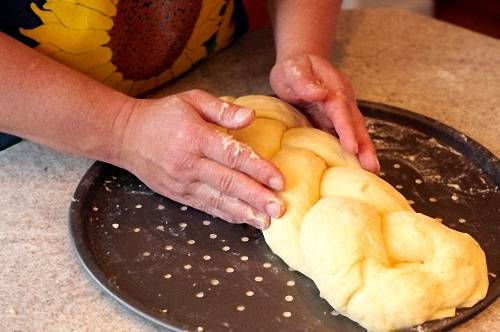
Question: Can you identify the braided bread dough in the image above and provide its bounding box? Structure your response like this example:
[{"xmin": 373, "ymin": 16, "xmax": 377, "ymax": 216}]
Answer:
[{"xmin": 223, "ymin": 95, "xmax": 488, "ymax": 331}]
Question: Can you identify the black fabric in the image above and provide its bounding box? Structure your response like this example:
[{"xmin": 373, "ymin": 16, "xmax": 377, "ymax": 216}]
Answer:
[
  {"xmin": 0, "ymin": 0, "xmax": 45, "ymax": 47},
  {"xmin": 0, "ymin": 133, "xmax": 22, "ymax": 151},
  {"xmin": 233, "ymin": 0, "xmax": 249, "ymax": 40}
]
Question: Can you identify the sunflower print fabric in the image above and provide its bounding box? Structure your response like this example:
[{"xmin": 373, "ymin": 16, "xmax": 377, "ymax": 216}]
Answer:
[{"xmin": 1, "ymin": 0, "xmax": 248, "ymax": 96}]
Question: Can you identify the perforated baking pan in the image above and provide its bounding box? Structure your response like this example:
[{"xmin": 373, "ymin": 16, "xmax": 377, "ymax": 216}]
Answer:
[{"xmin": 69, "ymin": 101, "xmax": 500, "ymax": 331}]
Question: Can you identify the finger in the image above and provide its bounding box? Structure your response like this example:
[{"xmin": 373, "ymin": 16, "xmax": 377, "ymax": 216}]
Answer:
[
  {"xmin": 141, "ymin": 176, "xmax": 232, "ymax": 222},
  {"xmin": 270, "ymin": 77, "xmax": 299, "ymax": 103},
  {"xmin": 195, "ymin": 158, "xmax": 284, "ymax": 218},
  {"xmin": 320, "ymin": 92, "xmax": 359, "ymax": 154},
  {"xmin": 147, "ymin": 176, "xmax": 270, "ymax": 229},
  {"xmin": 181, "ymin": 89, "xmax": 255, "ymax": 129},
  {"xmin": 313, "ymin": 58, "xmax": 356, "ymax": 103},
  {"xmin": 283, "ymin": 59, "xmax": 327, "ymax": 102},
  {"xmin": 198, "ymin": 128, "xmax": 285, "ymax": 191},
  {"xmin": 189, "ymin": 182, "xmax": 271, "ymax": 229},
  {"xmin": 351, "ymin": 105, "xmax": 380, "ymax": 173},
  {"xmin": 170, "ymin": 195, "xmax": 244, "ymax": 228},
  {"xmin": 303, "ymin": 104, "xmax": 335, "ymax": 132}
]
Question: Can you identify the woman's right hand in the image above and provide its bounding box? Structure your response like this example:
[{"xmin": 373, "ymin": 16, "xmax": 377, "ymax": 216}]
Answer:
[
  {"xmin": 0, "ymin": 35, "xmax": 283, "ymax": 227},
  {"xmin": 116, "ymin": 89, "xmax": 285, "ymax": 229}
]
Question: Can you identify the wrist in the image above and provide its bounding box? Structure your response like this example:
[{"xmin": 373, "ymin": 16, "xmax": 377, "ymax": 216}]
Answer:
[
  {"xmin": 275, "ymin": 41, "xmax": 330, "ymax": 63},
  {"xmin": 99, "ymin": 95, "xmax": 138, "ymax": 168}
]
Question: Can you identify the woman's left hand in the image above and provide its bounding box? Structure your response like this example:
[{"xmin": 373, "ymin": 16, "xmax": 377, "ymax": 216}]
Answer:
[{"xmin": 270, "ymin": 52, "xmax": 380, "ymax": 173}]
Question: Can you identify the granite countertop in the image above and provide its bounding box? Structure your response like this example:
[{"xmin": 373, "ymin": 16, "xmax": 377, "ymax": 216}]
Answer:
[{"xmin": 0, "ymin": 8, "xmax": 498, "ymax": 331}]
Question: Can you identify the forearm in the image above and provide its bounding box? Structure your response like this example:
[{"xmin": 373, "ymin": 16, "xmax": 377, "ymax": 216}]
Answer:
[
  {"xmin": 268, "ymin": 0, "xmax": 341, "ymax": 61},
  {"xmin": 0, "ymin": 33, "xmax": 132, "ymax": 164}
]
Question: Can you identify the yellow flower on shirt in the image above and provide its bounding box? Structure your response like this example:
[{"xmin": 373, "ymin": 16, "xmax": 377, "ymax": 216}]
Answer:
[{"xmin": 20, "ymin": 0, "xmax": 235, "ymax": 96}]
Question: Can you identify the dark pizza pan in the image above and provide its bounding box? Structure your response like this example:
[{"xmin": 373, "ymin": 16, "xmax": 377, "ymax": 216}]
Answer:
[{"xmin": 69, "ymin": 101, "xmax": 500, "ymax": 332}]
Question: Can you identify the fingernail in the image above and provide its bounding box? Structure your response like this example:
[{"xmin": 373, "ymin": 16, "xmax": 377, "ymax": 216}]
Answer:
[
  {"xmin": 250, "ymin": 211, "xmax": 270, "ymax": 229},
  {"xmin": 266, "ymin": 201, "xmax": 282, "ymax": 218},
  {"xmin": 234, "ymin": 107, "xmax": 253, "ymax": 123},
  {"xmin": 257, "ymin": 215, "xmax": 270, "ymax": 229},
  {"xmin": 374, "ymin": 158, "xmax": 381, "ymax": 173},
  {"xmin": 269, "ymin": 177, "xmax": 283, "ymax": 191},
  {"xmin": 307, "ymin": 82, "xmax": 326, "ymax": 92},
  {"xmin": 258, "ymin": 219, "xmax": 270, "ymax": 230}
]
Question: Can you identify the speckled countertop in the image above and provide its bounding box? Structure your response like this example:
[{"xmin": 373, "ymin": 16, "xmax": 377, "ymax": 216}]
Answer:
[{"xmin": 0, "ymin": 9, "xmax": 498, "ymax": 332}]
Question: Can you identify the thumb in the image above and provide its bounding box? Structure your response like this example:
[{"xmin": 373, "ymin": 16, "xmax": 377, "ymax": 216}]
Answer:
[
  {"xmin": 182, "ymin": 89, "xmax": 255, "ymax": 129},
  {"xmin": 284, "ymin": 59, "xmax": 327, "ymax": 102}
]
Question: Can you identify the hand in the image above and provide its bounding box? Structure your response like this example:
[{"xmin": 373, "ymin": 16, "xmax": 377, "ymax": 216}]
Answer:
[
  {"xmin": 117, "ymin": 89, "xmax": 285, "ymax": 229},
  {"xmin": 270, "ymin": 53, "xmax": 380, "ymax": 173}
]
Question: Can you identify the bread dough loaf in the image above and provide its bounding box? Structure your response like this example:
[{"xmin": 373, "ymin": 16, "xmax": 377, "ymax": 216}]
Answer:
[{"xmin": 226, "ymin": 95, "xmax": 489, "ymax": 331}]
